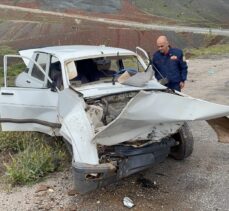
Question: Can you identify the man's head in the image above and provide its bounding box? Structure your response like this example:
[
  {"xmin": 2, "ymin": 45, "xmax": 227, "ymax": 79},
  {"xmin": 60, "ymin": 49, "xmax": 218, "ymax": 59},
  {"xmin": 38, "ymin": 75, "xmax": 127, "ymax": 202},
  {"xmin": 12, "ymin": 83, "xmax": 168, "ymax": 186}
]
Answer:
[{"xmin": 156, "ymin": 36, "xmax": 169, "ymax": 54}]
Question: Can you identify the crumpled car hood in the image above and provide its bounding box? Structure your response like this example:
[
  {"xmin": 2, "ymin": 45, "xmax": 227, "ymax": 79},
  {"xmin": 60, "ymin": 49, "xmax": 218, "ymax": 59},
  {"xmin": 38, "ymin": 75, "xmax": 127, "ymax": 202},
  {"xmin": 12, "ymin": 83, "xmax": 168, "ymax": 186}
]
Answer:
[{"xmin": 93, "ymin": 91, "xmax": 229, "ymax": 145}]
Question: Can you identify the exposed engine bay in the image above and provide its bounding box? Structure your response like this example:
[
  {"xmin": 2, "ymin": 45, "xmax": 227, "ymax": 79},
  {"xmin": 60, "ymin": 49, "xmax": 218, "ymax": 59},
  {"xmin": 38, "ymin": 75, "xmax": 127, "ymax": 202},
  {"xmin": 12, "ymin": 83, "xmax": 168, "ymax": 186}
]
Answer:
[
  {"xmin": 86, "ymin": 91, "xmax": 138, "ymax": 129},
  {"xmin": 85, "ymin": 91, "xmax": 183, "ymax": 148}
]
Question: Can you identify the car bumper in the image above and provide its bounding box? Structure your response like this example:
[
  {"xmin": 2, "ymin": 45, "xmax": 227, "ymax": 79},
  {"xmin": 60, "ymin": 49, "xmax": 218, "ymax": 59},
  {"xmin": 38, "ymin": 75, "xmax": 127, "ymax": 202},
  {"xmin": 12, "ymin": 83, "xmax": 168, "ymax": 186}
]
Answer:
[{"xmin": 72, "ymin": 137, "xmax": 176, "ymax": 194}]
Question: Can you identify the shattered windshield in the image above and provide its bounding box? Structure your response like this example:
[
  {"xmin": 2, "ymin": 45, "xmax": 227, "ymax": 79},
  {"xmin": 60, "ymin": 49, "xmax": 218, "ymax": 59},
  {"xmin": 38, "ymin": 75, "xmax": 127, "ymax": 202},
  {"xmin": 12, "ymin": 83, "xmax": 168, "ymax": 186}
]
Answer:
[{"xmin": 68, "ymin": 55, "xmax": 145, "ymax": 86}]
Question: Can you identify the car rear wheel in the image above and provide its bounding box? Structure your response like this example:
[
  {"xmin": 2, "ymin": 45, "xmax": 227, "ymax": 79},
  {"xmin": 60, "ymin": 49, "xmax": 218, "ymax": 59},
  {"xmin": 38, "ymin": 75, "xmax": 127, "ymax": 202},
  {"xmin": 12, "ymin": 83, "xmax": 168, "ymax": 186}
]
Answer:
[{"xmin": 170, "ymin": 122, "xmax": 194, "ymax": 160}]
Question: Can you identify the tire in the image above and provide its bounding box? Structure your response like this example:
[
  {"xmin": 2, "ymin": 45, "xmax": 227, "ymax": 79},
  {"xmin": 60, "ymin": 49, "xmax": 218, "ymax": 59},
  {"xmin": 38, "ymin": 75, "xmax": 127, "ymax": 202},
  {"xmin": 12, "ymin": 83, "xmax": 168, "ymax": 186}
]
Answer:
[{"xmin": 170, "ymin": 122, "xmax": 194, "ymax": 160}]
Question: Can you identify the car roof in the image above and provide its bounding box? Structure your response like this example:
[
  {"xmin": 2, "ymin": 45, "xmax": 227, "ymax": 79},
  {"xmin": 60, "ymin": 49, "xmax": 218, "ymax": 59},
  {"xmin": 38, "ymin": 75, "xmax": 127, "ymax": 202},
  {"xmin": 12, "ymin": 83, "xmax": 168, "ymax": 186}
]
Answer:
[{"xmin": 20, "ymin": 45, "xmax": 136, "ymax": 62}]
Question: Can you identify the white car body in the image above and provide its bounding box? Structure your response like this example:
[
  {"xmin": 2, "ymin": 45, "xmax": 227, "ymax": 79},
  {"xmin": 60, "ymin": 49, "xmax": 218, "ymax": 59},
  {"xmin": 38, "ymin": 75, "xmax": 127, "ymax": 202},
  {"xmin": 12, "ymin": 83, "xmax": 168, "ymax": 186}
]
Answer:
[{"xmin": 1, "ymin": 45, "xmax": 229, "ymax": 193}]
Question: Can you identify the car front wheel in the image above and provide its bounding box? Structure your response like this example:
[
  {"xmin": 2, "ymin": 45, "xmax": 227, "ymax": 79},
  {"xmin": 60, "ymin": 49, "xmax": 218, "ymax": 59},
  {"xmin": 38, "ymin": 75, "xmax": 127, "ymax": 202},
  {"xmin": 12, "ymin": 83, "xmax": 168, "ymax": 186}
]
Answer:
[{"xmin": 170, "ymin": 122, "xmax": 194, "ymax": 160}]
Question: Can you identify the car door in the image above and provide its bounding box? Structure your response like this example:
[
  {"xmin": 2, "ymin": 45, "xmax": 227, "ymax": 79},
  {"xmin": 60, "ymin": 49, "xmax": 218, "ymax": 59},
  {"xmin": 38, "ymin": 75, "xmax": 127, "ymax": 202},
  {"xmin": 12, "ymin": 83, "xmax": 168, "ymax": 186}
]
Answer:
[
  {"xmin": 136, "ymin": 46, "xmax": 150, "ymax": 66},
  {"xmin": 0, "ymin": 53, "xmax": 60, "ymax": 136}
]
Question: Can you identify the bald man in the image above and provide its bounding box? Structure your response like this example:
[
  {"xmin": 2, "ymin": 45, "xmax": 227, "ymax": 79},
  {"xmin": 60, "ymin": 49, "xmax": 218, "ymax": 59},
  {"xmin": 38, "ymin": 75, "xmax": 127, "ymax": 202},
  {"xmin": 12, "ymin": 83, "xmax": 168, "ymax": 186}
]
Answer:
[{"xmin": 152, "ymin": 36, "xmax": 188, "ymax": 91}]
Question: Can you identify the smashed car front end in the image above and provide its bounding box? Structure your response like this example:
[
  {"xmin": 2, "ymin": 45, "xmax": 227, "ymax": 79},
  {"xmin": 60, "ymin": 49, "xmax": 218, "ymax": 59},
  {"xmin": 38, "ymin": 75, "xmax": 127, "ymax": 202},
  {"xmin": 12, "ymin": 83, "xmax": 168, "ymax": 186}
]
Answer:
[
  {"xmin": 72, "ymin": 136, "xmax": 177, "ymax": 194},
  {"xmin": 70, "ymin": 88, "xmax": 178, "ymax": 193},
  {"xmin": 65, "ymin": 84, "xmax": 229, "ymax": 193}
]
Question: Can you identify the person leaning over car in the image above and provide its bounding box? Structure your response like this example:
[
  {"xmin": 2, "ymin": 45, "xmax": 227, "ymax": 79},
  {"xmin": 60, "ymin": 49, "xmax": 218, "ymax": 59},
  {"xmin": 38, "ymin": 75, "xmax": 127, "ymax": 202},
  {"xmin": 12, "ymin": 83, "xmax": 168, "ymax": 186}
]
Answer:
[{"xmin": 152, "ymin": 35, "xmax": 188, "ymax": 91}]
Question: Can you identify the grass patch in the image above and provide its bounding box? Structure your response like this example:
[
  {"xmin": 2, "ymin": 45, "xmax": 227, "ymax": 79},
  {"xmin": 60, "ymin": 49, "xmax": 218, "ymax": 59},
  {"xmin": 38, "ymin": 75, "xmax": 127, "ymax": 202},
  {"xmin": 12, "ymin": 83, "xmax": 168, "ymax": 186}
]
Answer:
[
  {"xmin": 0, "ymin": 63, "xmax": 27, "ymax": 84},
  {"xmin": 0, "ymin": 45, "xmax": 26, "ymax": 86},
  {"xmin": 0, "ymin": 45, "xmax": 70, "ymax": 186},
  {"xmin": 7, "ymin": 63, "xmax": 26, "ymax": 76},
  {"xmin": 0, "ymin": 132, "xmax": 70, "ymax": 186},
  {"xmin": 184, "ymin": 44, "xmax": 229, "ymax": 59},
  {"xmin": 0, "ymin": 132, "xmax": 30, "ymax": 153},
  {"xmin": 0, "ymin": 45, "xmax": 17, "ymax": 56}
]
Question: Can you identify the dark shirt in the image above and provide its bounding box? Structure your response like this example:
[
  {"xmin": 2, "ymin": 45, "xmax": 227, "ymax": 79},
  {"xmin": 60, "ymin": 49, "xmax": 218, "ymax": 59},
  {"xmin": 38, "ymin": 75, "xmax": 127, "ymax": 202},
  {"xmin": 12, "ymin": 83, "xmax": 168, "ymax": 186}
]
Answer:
[
  {"xmin": 49, "ymin": 61, "xmax": 62, "ymax": 89},
  {"xmin": 76, "ymin": 59, "xmax": 100, "ymax": 83},
  {"xmin": 152, "ymin": 48, "xmax": 188, "ymax": 83}
]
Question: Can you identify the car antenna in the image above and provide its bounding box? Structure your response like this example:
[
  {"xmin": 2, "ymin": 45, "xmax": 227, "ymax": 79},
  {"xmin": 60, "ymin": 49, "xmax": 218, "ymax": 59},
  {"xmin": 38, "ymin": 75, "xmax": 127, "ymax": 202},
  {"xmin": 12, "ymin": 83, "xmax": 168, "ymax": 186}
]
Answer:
[{"xmin": 150, "ymin": 58, "xmax": 167, "ymax": 81}]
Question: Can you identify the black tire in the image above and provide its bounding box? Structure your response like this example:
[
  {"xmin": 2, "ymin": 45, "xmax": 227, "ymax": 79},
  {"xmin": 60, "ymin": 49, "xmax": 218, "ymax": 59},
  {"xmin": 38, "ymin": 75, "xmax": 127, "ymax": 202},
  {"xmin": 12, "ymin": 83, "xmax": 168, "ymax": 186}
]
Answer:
[{"xmin": 170, "ymin": 122, "xmax": 194, "ymax": 160}]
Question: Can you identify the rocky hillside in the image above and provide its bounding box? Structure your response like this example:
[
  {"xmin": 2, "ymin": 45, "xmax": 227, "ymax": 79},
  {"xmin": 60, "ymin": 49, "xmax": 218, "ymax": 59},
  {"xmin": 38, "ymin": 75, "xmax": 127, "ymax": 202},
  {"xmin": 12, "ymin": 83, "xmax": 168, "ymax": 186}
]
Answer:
[
  {"xmin": 1, "ymin": 0, "xmax": 122, "ymax": 13},
  {"xmin": 1, "ymin": 0, "xmax": 228, "ymax": 28},
  {"xmin": 130, "ymin": 0, "xmax": 229, "ymax": 28}
]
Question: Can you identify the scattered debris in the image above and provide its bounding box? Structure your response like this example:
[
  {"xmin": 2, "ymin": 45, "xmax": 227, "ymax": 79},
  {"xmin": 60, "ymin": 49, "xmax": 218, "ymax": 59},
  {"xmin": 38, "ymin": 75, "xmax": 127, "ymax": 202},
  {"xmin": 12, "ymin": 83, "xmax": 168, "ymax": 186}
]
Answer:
[
  {"xmin": 66, "ymin": 206, "xmax": 77, "ymax": 211},
  {"xmin": 123, "ymin": 197, "xmax": 135, "ymax": 209},
  {"xmin": 155, "ymin": 172, "xmax": 167, "ymax": 177},
  {"xmin": 67, "ymin": 189, "xmax": 78, "ymax": 196},
  {"xmin": 207, "ymin": 117, "xmax": 229, "ymax": 143},
  {"xmin": 48, "ymin": 188, "xmax": 54, "ymax": 193},
  {"xmin": 35, "ymin": 184, "xmax": 50, "ymax": 193},
  {"xmin": 137, "ymin": 176, "xmax": 159, "ymax": 189},
  {"xmin": 208, "ymin": 69, "xmax": 215, "ymax": 75}
]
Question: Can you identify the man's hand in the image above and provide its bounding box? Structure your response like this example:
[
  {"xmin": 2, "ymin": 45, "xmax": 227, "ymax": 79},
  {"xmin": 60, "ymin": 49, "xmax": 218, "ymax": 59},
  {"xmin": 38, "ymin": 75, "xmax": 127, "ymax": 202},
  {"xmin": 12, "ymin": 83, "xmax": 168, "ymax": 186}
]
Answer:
[{"xmin": 180, "ymin": 81, "xmax": 185, "ymax": 89}]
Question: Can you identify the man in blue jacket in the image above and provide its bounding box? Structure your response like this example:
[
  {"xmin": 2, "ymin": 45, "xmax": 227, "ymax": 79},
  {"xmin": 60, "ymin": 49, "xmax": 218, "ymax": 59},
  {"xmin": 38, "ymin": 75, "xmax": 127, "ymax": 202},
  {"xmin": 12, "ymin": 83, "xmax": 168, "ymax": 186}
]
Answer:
[{"xmin": 152, "ymin": 35, "xmax": 188, "ymax": 91}]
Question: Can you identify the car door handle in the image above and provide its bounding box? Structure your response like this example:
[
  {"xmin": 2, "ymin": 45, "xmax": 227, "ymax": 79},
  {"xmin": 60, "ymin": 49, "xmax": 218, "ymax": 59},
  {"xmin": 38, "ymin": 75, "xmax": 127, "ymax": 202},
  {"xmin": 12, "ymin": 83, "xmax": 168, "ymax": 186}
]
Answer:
[
  {"xmin": 26, "ymin": 80, "xmax": 31, "ymax": 83},
  {"xmin": 1, "ymin": 92, "xmax": 14, "ymax": 95}
]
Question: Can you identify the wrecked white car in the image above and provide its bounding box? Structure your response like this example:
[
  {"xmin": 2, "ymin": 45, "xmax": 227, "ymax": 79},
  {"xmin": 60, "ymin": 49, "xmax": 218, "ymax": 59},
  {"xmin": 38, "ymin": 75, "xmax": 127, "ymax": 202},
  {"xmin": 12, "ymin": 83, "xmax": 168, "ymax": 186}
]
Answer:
[{"xmin": 1, "ymin": 45, "xmax": 229, "ymax": 193}]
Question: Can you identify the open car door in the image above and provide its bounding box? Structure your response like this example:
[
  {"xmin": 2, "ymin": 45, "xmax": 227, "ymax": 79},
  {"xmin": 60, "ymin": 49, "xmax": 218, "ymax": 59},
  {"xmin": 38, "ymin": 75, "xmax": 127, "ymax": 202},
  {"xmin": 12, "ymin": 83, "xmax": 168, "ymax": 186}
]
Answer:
[
  {"xmin": 0, "ymin": 53, "xmax": 60, "ymax": 135},
  {"xmin": 136, "ymin": 46, "xmax": 150, "ymax": 65}
]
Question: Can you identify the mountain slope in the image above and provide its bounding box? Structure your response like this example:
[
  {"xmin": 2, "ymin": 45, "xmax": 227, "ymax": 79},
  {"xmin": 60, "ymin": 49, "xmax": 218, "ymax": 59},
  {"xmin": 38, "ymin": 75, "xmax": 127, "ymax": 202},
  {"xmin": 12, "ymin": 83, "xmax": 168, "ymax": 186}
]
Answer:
[
  {"xmin": 2, "ymin": 0, "xmax": 229, "ymax": 28},
  {"xmin": 39, "ymin": 0, "xmax": 122, "ymax": 13},
  {"xmin": 130, "ymin": 0, "xmax": 229, "ymax": 28}
]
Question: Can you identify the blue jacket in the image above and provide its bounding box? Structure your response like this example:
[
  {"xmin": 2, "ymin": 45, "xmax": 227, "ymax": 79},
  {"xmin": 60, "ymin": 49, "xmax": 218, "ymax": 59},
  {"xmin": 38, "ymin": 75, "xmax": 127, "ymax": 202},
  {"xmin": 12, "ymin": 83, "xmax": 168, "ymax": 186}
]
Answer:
[{"xmin": 152, "ymin": 48, "xmax": 188, "ymax": 83}]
